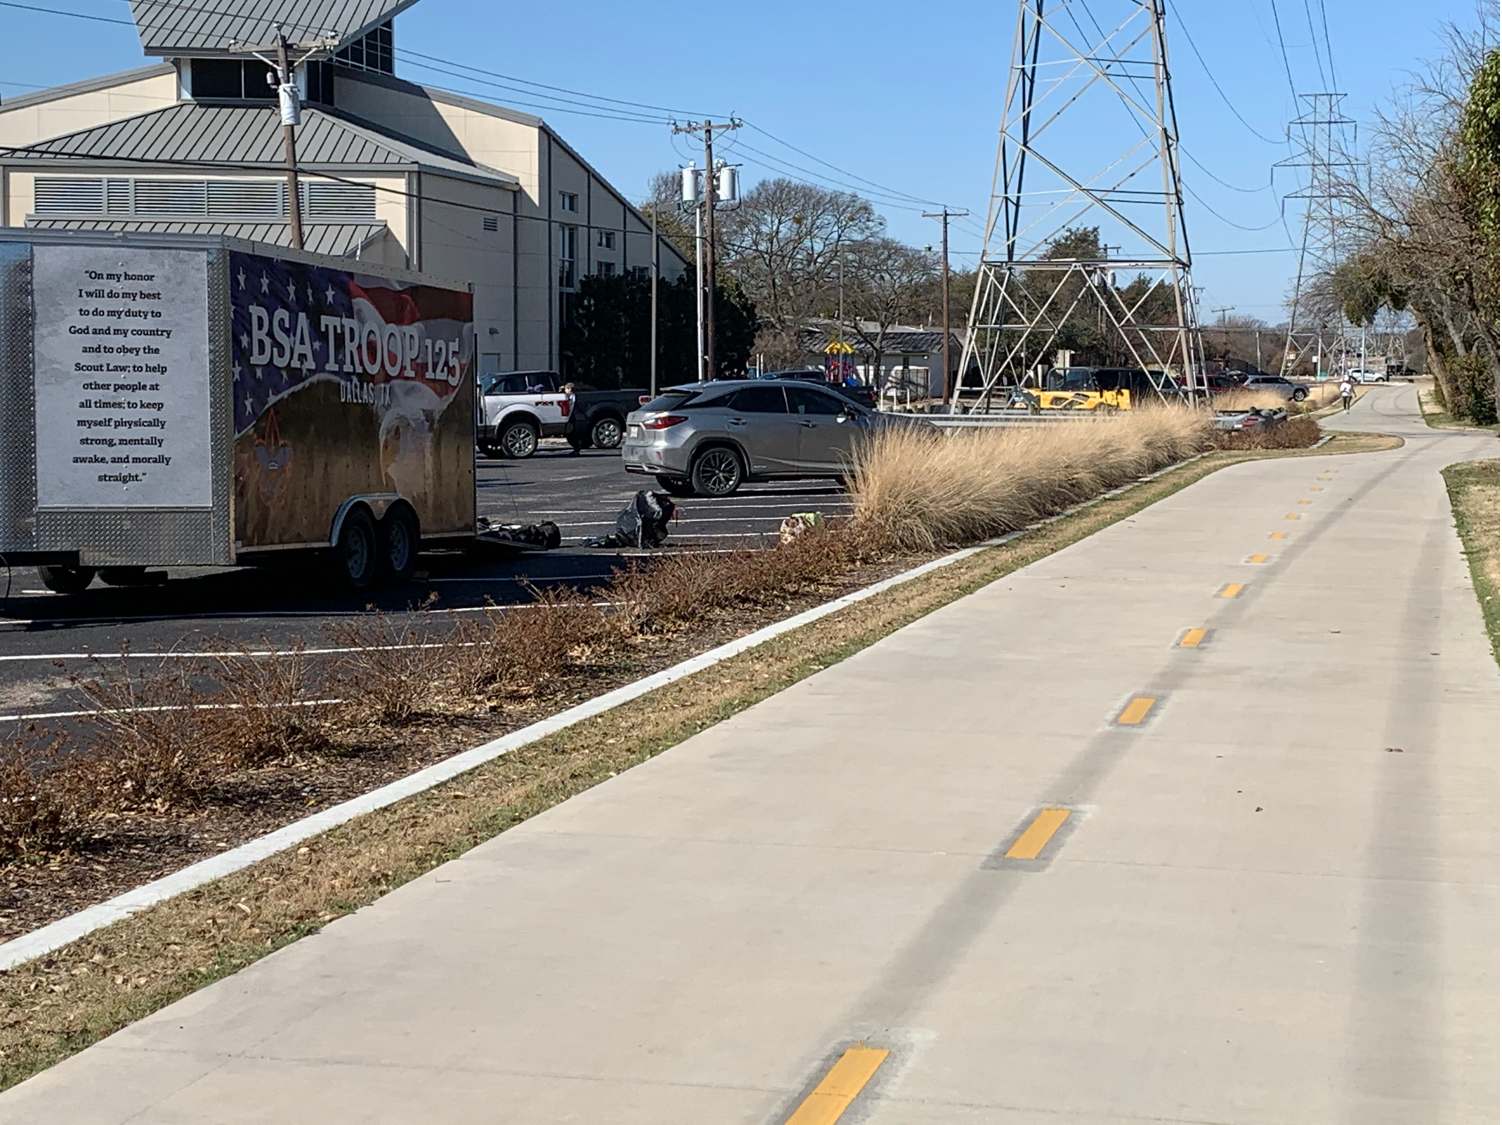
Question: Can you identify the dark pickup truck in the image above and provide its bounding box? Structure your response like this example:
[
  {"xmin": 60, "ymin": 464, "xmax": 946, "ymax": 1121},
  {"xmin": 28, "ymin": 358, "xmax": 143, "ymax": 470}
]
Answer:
[{"xmin": 565, "ymin": 387, "xmax": 651, "ymax": 450}]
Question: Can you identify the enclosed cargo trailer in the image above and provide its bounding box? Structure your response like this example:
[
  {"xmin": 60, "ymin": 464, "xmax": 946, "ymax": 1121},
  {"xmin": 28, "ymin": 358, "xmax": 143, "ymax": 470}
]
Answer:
[{"xmin": 0, "ymin": 230, "xmax": 475, "ymax": 591}]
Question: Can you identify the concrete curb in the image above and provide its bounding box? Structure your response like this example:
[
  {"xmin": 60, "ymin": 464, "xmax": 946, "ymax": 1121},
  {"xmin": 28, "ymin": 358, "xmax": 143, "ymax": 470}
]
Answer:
[{"xmin": 0, "ymin": 447, "xmax": 1217, "ymax": 972}]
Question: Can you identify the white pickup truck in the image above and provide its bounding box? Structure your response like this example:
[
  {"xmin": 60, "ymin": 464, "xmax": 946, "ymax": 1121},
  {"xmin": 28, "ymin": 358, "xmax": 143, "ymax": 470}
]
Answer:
[{"xmin": 477, "ymin": 370, "xmax": 572, "ymax": 458}]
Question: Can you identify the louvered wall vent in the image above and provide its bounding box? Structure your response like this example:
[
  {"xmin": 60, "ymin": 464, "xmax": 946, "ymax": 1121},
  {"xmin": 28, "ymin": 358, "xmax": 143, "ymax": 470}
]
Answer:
[{"xmin": 32, "ymin": 177, "xmax": 378, "ymax": 222}]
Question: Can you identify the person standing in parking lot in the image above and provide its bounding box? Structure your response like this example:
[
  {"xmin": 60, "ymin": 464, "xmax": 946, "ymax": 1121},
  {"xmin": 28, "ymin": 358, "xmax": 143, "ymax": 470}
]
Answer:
[{"xmin": 1339, "ymin": 374, "xmax": 1355, "ymax": 411}]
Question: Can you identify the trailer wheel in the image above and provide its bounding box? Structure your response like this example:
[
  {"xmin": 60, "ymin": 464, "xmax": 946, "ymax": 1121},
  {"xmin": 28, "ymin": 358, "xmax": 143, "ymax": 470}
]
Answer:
[
  {"xmin": 499, "ymin": 419, "xmax": 539, "ymax": 458},
  {"xmin": 333, "ymin": 507, "xmax": 378, "ymax": 590},
  {"xmin": 37, "ymin": 565, "xmax": 96, "ymax": 594},
  {"xmin": 377, "ymin": 505, "xmax": 420, "ymax": 586}
]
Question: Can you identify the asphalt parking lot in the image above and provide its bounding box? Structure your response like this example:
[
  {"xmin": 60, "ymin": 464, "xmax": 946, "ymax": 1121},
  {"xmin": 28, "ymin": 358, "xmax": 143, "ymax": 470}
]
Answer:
[{"xmin": 0, "ymin": 443, "xmax": 853, "ymax": 722}]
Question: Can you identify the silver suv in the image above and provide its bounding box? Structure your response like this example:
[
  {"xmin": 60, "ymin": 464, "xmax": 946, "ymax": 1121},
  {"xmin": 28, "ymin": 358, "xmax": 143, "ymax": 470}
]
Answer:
[{"xmin": 622, "ymin": 379, "xmax": 919, "ymax": 496}]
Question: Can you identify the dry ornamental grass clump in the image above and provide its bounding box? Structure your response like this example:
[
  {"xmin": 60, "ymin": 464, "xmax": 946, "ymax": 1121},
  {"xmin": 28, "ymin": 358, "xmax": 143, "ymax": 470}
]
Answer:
[{"xmin": 849, "ymin": 406, "xmax": 1213, "ymax": 552}]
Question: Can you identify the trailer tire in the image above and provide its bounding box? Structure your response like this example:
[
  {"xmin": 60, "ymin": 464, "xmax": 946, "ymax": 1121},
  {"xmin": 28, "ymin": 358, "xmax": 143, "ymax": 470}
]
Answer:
[
  {"xmin": 499, "ymin": 419, "xmax": 539, "ymax": 458},
  {"xmin": 37, "ymin": 565, "xmax": 96, "ymax": 594},
  {"xmin": 377, "ymin": 505, "xmax": 420, "ymax": 586},
  {"xmin": 333, "ymin": 506, "xmax": 378, "ymax": 590}
]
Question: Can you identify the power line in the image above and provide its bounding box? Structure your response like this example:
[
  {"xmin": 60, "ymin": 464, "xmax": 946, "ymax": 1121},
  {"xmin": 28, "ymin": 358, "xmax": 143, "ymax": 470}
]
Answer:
[
  {"xmin": 1267, "ymin": 0, "xmax": 1301, "ymax": 103},
  {"xmin": 1183, "ymin": 182, "xmax": 1284, "ymax": 231},
  {"xmin": 1301, "ymin": 0, "xmax": 1330, "ymax": 89},
  {"xmin": 1165, "ymin": 0, "xmax": 1284, "ymax": 145}
]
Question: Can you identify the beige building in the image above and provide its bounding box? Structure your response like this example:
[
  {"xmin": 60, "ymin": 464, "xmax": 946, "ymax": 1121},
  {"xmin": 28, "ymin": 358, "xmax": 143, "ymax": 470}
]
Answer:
[{"xmin": 0, "ymin": 0, "xmax": 686, "ymax": 376}]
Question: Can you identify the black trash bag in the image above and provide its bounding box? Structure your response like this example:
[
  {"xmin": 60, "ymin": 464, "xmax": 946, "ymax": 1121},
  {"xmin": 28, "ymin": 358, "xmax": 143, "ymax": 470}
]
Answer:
[
  {"xmin": 476, "ymin": 517, "xmax": 561, "ymax": 550},
  {"xmin": 582, "ymin": 491, "xmax": 676, "ymax": 548}
]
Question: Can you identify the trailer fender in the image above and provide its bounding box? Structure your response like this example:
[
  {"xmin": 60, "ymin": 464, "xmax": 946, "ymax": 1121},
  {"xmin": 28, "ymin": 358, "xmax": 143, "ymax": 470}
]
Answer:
[{"xmin": 329, "ymin": 494, "xmax": 406, "ymax": 548}]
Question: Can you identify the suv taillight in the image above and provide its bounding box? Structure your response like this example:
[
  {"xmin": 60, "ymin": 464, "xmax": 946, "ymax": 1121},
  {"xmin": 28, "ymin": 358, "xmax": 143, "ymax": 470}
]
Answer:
[
  {"xmin": 642, "ymin": 414, "xmax": 687, "ymax": 430},
  {"xmin": 559, "ymin": 399, "xmax": 571, "ymax": 417}
]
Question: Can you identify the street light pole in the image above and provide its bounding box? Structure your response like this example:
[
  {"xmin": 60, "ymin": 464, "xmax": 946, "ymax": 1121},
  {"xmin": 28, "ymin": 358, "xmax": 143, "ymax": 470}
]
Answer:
[{"xmin": 649, "ymin": 203, "xmax": 659, "ymax": 398}]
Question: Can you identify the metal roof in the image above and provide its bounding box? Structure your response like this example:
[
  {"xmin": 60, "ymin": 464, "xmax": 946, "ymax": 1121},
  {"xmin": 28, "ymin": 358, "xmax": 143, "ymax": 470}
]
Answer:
[
  {"xmin": 128, "ymin": 0, "xmax": 421, "ymax": 56},
  {"xmin": 28, "ymin": 218, "xmax": 390, "ymax": 258},
  {"xmin": 0, "ymin": 64, "xmax": 176, "ymax": 113},
  {"xmin": 3, "ymin": 102, "xmax": 519, "ymax": 188}
]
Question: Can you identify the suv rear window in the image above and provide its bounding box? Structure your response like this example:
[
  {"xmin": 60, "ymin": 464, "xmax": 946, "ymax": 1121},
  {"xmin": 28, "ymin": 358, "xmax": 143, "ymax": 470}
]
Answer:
[{"xmin": 639, "ymin": 389, "xmax": 734, "ymax": 412}]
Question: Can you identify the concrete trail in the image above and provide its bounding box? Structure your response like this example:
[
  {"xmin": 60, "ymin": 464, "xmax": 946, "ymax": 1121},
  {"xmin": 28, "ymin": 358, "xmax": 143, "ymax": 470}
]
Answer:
[{"xmin": 3, "ymin": 384, "xmax": 1496, "ymax": 1124}]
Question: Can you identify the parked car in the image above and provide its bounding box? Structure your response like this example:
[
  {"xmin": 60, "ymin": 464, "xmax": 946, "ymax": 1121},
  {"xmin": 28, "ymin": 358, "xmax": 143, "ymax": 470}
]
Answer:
[
  {"xmin": 1350, "ymin": 369, "xmax": 1389, "ymax": 384},
  {"xmin": 477, "ymin": 371, "xmax": 571, "ymax": 458},
  {"xmin": 1180, "ymin": 373, "xmax": 1243, "ymax": 395},
  {"xmin": 1240, "ymin": 373, "xmax": 1309, "ymax": 402},
  {"xmin": 757, "ymin": 369, "xmax": 879, "ymax": 409},
  {"xmin": 622, "ymin": 379, "xmax": 932, "ymax": 496},
  {"xmin": 565, "ymin": 386, "xmax": 651, "ymax": 450}
]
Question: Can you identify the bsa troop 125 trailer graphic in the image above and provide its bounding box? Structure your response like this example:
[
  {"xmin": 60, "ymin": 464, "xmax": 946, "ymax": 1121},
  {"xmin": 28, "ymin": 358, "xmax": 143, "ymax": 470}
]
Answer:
[{"xmin": 229, "ymin": 249, "xmax": 475, "ymax": 550}]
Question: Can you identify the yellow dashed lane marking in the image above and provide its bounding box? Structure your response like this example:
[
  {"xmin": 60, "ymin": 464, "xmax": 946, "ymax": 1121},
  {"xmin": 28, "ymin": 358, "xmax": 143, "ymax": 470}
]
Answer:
[
  {"xmin": 1005, "ymin": 808, "xmax": 1073, "ymax": 859},
  {"xmin": 1248, "ymin": 554, "xmax": 1268, "ymax": 564},
  {"xmin": 785, "ymin": 1046, "xmax": 890, "ymax": 1125},
  {"xmin": 1309, "ymin": 487, "xmax": 1323, "ymax": 492},
  {"xmin": 1180, "ymin": 628, "xmax": 1208, "ymax": 647},
  {"xmin": 1269, "ymin": 531, "xmax": 1287, "ymax": 539},
  {"xmin": 1286, "ymin": 514, "xmax": 1301, "ymax": 520},
  {"xmin": 1218, "ymin": 583, "xmax": 1244, "ymax": 598},
  {"xmin": 1116, "ymin": 696, "xmax": 1157, "ymax": 725},
  {"xmin": 1298, "ymin": 499, "xmax": 1313, "ymax": 505}
]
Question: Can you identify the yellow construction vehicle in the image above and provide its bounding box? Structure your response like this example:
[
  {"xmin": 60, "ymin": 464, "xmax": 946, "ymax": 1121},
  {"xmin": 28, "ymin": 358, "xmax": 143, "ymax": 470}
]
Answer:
[{"xmin": 1028, "ymin": 366, "xmax": 1180, "ymax": 411}]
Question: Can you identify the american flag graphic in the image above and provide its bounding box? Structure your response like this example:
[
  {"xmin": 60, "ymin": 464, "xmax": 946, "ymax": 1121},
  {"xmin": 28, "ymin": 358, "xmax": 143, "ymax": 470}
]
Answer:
[{"xmin": 229, "ymin": 250, "xmax": 473, "ymax": 436}]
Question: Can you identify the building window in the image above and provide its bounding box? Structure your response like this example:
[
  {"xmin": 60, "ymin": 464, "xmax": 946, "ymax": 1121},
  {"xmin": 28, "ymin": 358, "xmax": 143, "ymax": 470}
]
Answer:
[
  {"xmin": 596, "ymin": 230, "xmax": 615, "ymax": 250},
  {"xmin": 335, "ymin": 21, "xmax": 394, "ymax": 74},
  {"xmin": 189, "ymin": 58, "xmax": 276, "ymax": 101},
  {"xmin": 305, "ymin": 60, "xmax": 336, "ymax": 106},
  {"xmin": 558, "ymin": 191, "xmax": 578, "ymax": 213},
  {"xmin": 482, "ymin": 215, "xmax": 499, "ymax": 232},
  {"xmin": 559, "ymin": 225, "xmax": 577, "ymax": 289},
  {"xmin": 598, "ymin": 261, "xmax": 616, "ymax": 277}
]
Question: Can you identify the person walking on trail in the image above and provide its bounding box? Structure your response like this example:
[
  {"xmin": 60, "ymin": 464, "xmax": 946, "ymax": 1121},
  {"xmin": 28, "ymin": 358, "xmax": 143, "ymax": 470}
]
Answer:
[{"xmin": 1340, "ymin": 375, "xmax": 1355, "ymax": 411}]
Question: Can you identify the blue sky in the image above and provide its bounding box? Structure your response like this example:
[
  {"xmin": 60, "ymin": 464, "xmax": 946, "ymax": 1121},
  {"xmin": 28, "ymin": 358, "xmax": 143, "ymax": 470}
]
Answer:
[{"xmin": 0, "ymin": 0, "xmax": 1487, "ymax": 323}]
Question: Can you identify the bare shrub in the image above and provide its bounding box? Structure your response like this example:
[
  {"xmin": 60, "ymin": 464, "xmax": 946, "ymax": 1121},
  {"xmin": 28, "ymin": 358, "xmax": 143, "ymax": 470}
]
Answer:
[
  {"xmin": 450, "ymin": 586, "xmax": 614, "ymax": 702},
  {"xmin": 325, "ymin": 604, "xmax": 457, "ymax": 725},
  {"xmin": 850, "ymin": 406, "xmax": 1212, "ymax": 552},
  {"xmin": 1213, "ymin": 416, "xmax": 1322, "ymax": 450},
  {"xmin": 0, "ymin": 734, "xmax": 101, "ymax": 860},
  {"xmin": 208, "ymin": 640, "xmax": 335, "ymax": 765},
  {"xmin": 610, "ymin": 525, "xmax": 861, "ymax": 633},
  {"xmin": 72, "ymin": 660, "xmax": 226, "ymax": 807}
]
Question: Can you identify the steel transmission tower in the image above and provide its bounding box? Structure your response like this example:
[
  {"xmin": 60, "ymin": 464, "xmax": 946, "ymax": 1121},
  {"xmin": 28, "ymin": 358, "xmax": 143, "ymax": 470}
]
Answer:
[
  {"xmin": 955, "ymin": 0, "xmax": 1202, "ymax": 409},
  {"xmin": 1276, "ymin": 94, "xmax": 1359, "ymax": 378}
]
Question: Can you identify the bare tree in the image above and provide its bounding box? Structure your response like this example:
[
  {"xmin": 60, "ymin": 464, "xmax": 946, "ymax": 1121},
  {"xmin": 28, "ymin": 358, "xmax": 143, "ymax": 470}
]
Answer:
[
  {"xmin": 1329, "ymin": 14, "xmax": 1499, "ymax": 418},
  {"xmin": 837, "ymin": 238, "xmax": 938, "ymax": 385},
  {"xmin": 717, "ymin": 179, "xmax": 885, "ymax": 367}
]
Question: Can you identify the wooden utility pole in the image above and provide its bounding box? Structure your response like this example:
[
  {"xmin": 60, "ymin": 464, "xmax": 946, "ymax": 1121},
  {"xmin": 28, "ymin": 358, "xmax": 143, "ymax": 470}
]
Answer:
[
  {"xmin": 276, "ymin": 34, "xmax": 304, "ymax": 250},
  {"xmin": 924, "ymin": 208, "xmax": 967, "ymax": 405},
  {"xmin": 234, "ymin": 30, "xmax": 334, "ymax": 252},
  {"xmin": 672, "ymin": 119, "xmax": 739, "ymax": 380}
]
